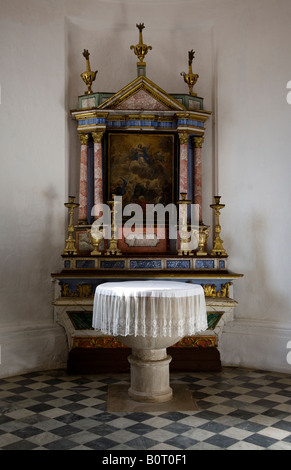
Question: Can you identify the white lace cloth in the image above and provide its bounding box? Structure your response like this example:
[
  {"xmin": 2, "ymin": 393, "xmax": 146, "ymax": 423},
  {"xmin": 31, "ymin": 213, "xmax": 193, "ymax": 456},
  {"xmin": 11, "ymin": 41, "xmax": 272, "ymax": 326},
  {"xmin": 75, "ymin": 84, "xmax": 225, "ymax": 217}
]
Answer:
[{"xmin": 92, "ymin": 280, "xmax": 207, "ymax": 338}]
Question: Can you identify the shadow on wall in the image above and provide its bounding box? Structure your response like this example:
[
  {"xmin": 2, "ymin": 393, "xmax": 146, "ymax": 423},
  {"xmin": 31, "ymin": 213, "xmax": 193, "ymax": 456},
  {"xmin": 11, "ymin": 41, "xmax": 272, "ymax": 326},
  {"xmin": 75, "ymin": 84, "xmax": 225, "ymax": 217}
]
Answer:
[
  {"xmin": 239, "ymin": 214, "xmax": 289, "ymax": 321},
  {"xmin": 40, "ymin": 185, "xmax": 65, "ymax": 272}
]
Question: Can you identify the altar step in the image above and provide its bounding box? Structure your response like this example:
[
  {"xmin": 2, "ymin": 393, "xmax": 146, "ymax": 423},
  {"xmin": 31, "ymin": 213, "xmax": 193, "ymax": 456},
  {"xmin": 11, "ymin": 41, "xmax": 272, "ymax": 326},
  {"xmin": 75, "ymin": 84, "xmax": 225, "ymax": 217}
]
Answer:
[{"xmin": 67, "ymin": 345, "xmax": 221, "ymax": 374}]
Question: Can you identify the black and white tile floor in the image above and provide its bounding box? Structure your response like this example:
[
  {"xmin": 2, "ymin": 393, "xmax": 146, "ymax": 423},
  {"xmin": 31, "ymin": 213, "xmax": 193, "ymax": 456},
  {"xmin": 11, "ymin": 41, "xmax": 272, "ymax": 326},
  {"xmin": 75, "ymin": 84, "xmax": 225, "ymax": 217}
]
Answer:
[{"xmin": 0, "ymin": 367, "xmax": 291, "ymax": 451}]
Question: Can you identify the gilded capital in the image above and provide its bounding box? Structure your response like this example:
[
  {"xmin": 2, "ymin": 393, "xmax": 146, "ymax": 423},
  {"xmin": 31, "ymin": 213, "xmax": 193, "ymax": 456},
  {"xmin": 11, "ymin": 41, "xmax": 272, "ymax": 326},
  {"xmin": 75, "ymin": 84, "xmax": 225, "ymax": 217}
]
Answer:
[
  {"xmin": 78, "ymin": 133, "xmax": 89, "ymax": 146},
  {"xmin": 193, "ymin": 136, "xmax": 204, "ymax": 148},
  {"xmin": 178, "ymin": 132, "xmax": 189, "ymax": 145},
  {"xmin": 92, "ymin": 131, "xmax": 104, "ymax": 144}
]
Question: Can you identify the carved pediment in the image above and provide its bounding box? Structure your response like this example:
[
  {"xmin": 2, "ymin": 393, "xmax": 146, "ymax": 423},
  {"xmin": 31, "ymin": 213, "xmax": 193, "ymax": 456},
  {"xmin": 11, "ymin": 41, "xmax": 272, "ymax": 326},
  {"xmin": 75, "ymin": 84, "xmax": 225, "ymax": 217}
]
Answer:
[
  {"xmin": 98, "ymin": 76, "xmax": 186, "ymax": 112},
  {"xmin": 115, "ymin": 89, "xmax": 169, "ymax": 111}
]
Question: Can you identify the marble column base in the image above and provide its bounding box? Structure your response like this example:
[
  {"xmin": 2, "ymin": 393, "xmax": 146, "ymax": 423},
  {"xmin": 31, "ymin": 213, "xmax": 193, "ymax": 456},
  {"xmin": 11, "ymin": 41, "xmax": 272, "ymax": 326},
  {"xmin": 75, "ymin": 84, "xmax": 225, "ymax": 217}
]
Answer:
[{"xmin": 128, "ymin": 348, "xmax": 173, "ymax": 403}]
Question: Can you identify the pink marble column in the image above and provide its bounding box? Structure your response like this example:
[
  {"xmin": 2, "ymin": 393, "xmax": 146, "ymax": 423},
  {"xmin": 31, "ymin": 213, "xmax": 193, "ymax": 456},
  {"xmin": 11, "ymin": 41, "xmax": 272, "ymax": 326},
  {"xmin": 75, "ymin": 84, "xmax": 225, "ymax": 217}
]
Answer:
[
  {"xmin": 78, "ymin": 133, "xmax": 89, "ymax": 224},
  {"xmin": 178, "ymin": 132, "xmax": 189, "ymax": 196},
  {"xmin": 193, "ymin": 136, "xmax": 204, "ymax": 222},
  {"xmin": 92, "ymin": 131, "xmax": 104, "ymax": 217}
]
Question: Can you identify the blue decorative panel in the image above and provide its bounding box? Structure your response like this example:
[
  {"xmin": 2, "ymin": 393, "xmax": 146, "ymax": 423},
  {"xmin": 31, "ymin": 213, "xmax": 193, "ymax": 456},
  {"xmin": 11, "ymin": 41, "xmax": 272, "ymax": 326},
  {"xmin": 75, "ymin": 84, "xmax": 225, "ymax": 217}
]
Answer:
[
  {"xmin": 177, "ymin": 118, "xmax": 204, "ymax": 128},
  {"xmin": 219, "ymin": 260, "xmax": 226, "ymax": 269},
  {"xmin": 107, "ymin": 121, "xmax": 127, "ymax": 128},
  {"xmin": 166, "ymin": 260, "xmax": 191, "ymax": 269},
  {"xmin": 79, "ymin": 118, "xmax": 106, "ymax": 126},
  {"xmin": 128, "ymin": 120, "xmax": 154, "ymax": 127},
  {"xmin": 100, "ymin": 261, "xmax": 125, "ymax": 269},
  {"xmin": 64, "ymin": 260, "xmax": 71, "ymax": 268},
  {"xmin": 107, "ymin": 120, "xmax": 176, "ymax": 129},
  {"xmin": 76, "ymin": 260, "xmax": 95, "ymax": 269},
  {"xmin": 156, "ymin": 121, "xmax": 175, "ymax": 129},
  {"xmin": 195, "ymin": 260, "xmax": 215, "ymax": 269},
  {"xmin": 130, "ymin": 260, "xmax": 162, "ymax": 269}
]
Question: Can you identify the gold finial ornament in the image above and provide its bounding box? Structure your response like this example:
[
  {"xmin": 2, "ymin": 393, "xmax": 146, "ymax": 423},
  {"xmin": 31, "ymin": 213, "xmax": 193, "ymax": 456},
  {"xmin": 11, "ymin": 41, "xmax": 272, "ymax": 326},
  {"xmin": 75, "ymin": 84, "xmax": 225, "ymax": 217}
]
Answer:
[
  {"xmin": 210, "ymin": 196, "xmax": 228, "ymax": 256},
  {"xmin": 130, "ymin": 23, "xmax": 152, "ymax": 65},
  {"xmin": 81, "ymin": 49, "xmax": 97, "ymax": 95},
  {"xmin": 63, "ymin": 196, "xmax": 79, "ymax": 255},
  {"xmin": 180, "ymin": 49, "xmax": 199, "ymax": 96}
]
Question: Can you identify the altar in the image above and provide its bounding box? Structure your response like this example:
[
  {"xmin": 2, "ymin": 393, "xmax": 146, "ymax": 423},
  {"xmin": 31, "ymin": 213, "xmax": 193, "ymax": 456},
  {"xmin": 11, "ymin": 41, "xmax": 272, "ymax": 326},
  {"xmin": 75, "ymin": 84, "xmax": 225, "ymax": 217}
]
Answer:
[{"xmin": 52, "ymin": 24, "xmax": 242, "ymax": 373}]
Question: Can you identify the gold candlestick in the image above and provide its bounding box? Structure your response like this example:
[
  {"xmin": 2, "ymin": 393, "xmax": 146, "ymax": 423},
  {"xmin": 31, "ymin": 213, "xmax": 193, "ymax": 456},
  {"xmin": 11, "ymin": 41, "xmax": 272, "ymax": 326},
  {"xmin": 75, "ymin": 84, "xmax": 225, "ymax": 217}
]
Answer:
[
  {"xmin": 210, "ymin": 196, "xmax": 227, "ymax": 256},
  {"xmin": 63, "ymin": 196, "xmax": 79, "ymax": 255},
  {"xmin": 105, "ymin": 195, "xmax": 122, "ymax": 256},
  {"xmin": 81, "ymin": 49, "xmax": 97, "ymax": 95}
]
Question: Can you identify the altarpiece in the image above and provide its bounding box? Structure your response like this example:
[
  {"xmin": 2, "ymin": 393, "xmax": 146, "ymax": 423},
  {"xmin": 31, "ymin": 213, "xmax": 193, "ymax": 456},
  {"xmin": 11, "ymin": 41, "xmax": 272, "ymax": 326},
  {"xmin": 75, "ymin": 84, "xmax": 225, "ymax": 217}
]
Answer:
[{"xmin": 52, "ymin": 25, "xmax": 242, "ymax": 372}]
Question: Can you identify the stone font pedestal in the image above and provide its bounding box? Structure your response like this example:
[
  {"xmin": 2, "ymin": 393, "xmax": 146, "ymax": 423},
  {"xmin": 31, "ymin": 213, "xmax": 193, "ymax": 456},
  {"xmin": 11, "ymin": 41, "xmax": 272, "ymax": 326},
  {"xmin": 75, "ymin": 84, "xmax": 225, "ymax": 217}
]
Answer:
[{"xmin": 128, "ymin": 348, "xmax": 173, "ymax": 403}]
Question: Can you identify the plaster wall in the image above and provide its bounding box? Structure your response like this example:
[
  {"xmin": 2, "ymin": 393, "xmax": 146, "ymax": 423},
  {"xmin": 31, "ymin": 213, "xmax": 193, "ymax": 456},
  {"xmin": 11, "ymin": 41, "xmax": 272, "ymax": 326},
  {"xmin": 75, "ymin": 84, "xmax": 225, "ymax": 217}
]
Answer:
[
  {"xmin": 0, "ymin": 0, "xmax": 68, "ymax": 376},
  {"xmin": 0, "ymin": 0, "xmax": 290, "ymax": 377}
]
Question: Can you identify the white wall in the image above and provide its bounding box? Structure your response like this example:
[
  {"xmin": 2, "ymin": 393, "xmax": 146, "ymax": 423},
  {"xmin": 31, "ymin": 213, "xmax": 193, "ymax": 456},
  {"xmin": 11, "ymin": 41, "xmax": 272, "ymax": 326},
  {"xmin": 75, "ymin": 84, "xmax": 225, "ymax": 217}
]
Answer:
[
  {"xmin": 211, "ymin": 0, "xmax": 291, "ymax": 372},
  {"xmin": 0, "ymin": 0, "xmax": 290, "ymax": 377},
  {"xmin": 0, "ymin": 0, "xmax": 68, "ymax": 376}
]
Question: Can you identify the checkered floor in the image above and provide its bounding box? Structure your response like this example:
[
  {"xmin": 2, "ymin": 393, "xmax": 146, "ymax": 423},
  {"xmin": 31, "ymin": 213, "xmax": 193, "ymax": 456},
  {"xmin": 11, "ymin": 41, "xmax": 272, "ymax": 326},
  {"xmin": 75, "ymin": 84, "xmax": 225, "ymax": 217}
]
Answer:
[{"xmin": 0, "ymin": 367, "xmax": 291, "ymax": 450}]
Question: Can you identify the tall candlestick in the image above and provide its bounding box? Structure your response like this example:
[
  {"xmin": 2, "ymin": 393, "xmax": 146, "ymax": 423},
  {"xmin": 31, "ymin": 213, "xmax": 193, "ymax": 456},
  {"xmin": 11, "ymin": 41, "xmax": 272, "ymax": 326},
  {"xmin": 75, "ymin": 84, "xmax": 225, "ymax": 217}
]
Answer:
[
  {"xmin": 63, "ymin": 196, "xmax": 79, "ymax": 255},
  {"xmin": 105, "ymin": 195, "xmax": 122, "ymax": 256},
  {"xmin": 177, "ymin": 193, "xmax": 192, "ymax": 256},
  {"xmin": 210, "ymin": 196, "xmax": 227, "ymax": 256}
]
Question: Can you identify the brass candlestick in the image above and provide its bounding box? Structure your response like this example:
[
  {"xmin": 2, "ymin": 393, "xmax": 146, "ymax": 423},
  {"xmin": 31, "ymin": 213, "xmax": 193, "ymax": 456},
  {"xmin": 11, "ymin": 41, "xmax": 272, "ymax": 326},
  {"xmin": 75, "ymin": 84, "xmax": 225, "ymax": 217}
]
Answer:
[
  {"xmin": 81, "ymin": 49, "xmax": 97, "ymax": 95},
  {"xmin": 63, "ymin": 196, "xmax": 79, "ymax": 255},
  {"xmin": 180, "ymin": 49, "xmax": 199, "ymax": 96},
  {"xmin": 210, "ymin": 196, "xmax": 227, "ymax": 256},
  {"xmin": 105, "ymin": 195, "xmax": 122, "ymax": 256}
]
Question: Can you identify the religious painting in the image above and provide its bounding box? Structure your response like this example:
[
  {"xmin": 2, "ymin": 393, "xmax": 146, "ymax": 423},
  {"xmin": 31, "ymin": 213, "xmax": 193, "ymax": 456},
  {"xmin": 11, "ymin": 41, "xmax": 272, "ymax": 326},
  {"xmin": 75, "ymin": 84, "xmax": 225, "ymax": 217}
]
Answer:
[{"xmin": 107, "ymin": 132, "xmax": 176, "ymax": 213}]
